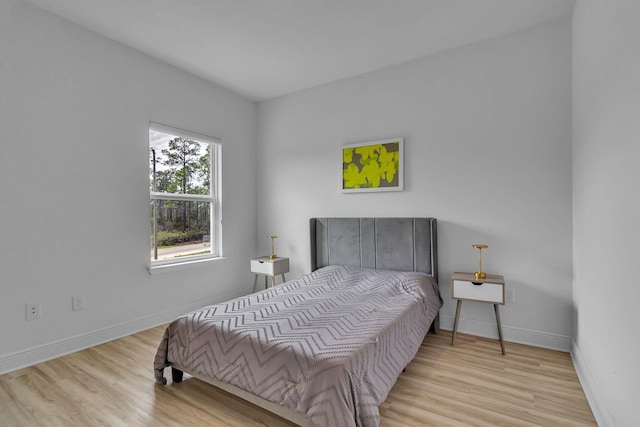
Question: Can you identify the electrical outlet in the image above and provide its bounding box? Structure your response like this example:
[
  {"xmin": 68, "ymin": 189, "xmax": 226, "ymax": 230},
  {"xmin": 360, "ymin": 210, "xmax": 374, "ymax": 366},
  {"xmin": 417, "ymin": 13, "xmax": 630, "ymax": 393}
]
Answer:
[
  {"xmin": 72, "ymin": 296, "xmax": 85, "ymax": 312},
  {"xmin": 26, "ymin": 303, "xmax": 41, "ymax": 320},
  {"xmin": 505, "ymin": 289, "xmax": 515, "ymax": 304}
]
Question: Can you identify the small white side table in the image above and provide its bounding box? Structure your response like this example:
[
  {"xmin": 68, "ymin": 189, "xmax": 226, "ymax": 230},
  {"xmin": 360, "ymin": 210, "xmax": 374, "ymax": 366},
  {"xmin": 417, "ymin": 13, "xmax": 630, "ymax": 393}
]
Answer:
[
  {"xmin": 251, "ymin": 256, "xmax": 289, "ymax": 291},
  {"xmin": 451, "ymin": 272, "xmax": 506, "ymax": 355}
]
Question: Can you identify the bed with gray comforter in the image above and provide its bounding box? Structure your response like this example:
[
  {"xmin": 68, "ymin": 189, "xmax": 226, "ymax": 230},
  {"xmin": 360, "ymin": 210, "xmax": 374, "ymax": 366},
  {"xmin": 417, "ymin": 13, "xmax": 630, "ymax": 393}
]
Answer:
[{"xmin": 154, "ymin": 217, "xmax": 441, "ymax": 427}]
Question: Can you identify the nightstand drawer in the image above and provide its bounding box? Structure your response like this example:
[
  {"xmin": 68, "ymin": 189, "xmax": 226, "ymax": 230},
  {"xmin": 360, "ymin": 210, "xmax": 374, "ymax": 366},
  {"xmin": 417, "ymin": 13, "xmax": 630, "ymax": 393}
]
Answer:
[
  {"xmin": 251, "ymin": 259, "xmax": 275, "ymax": 275},
  {"xmin": 250, "ymin": 257, "xmax": 289, "ymax": 276},
  {"xmin": 452, "ymin": 280, "xmax": 504, "ymax": 304}
]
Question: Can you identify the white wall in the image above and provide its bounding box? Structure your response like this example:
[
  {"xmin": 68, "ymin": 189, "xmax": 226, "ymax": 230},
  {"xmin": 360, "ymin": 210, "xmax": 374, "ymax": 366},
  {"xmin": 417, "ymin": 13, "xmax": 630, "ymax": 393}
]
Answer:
[
  {"xmin": 0, "ymin": 0, "xmax": 257, "ymax": 372},
  {"xmin": 572, "ymin": 1, "xmax": 640, "ymax": 425},
  {"xmin": 257, "ymin": 18, "xmax": 573, "ymax": 350}
]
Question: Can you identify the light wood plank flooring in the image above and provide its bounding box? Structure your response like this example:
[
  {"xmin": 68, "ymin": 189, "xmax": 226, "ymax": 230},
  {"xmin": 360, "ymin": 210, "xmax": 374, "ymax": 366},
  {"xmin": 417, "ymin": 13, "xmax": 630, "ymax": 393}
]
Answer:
[{"xmin": 0, "ymin": 327, "xmax": 596, "ymax": 426}]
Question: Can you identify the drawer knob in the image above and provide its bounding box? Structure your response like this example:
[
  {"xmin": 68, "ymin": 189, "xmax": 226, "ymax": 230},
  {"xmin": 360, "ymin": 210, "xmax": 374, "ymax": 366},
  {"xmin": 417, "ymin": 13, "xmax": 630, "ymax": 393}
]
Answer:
[{"xmin": 471, "ymin": 281, "xmax": 483, "ymax": 286}]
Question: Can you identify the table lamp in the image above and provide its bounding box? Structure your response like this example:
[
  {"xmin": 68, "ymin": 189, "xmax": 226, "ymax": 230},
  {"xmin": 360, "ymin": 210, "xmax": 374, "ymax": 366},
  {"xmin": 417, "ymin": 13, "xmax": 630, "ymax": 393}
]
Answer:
[
  {"xmin": 472, "ymin": 244, "xmax": 488, "ymax": 280},
  {"xmin": 268, "ymin": 235, "xmax": 278, "ymax": 259}
]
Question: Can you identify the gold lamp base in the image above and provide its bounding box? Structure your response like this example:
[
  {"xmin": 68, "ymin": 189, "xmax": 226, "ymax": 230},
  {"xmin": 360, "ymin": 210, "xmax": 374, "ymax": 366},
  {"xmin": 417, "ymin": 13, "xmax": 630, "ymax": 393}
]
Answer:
[{"xmin": 472, "ymin": 244, "xmax": 488, "ymax": 280}]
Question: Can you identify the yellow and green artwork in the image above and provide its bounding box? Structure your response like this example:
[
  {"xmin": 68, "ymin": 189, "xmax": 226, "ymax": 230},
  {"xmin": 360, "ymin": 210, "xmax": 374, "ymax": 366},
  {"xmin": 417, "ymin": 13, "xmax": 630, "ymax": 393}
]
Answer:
[{"xmin": 342, "ymin": 138, "xmax": 403, "ymax": 192}]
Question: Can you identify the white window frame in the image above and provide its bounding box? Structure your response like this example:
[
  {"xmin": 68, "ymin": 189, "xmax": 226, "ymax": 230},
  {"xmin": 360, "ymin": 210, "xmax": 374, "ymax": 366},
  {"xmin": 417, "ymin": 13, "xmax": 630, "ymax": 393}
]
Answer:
[{"xmin": 148, "ymin": 122, "xmax": 222, "ymax": 273}]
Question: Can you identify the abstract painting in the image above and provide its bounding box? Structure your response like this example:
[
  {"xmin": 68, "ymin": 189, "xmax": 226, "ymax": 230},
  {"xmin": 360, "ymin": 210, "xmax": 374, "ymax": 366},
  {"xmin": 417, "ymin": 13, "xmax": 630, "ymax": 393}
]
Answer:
[{"xmin": 341, "ymin": 138, "xmax": 403, "ymax": 193}]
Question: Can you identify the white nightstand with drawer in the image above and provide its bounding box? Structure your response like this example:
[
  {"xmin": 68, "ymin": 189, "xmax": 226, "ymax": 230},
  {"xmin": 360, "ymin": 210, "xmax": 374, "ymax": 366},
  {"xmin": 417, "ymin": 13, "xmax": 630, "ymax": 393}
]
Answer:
[
  {"xmin": 451, "ymin": 272, "xmax": 506, "ymax": 355},
  {"xmin": 251, "ymin": 256, "xmax": 289, "ymax": 291}
]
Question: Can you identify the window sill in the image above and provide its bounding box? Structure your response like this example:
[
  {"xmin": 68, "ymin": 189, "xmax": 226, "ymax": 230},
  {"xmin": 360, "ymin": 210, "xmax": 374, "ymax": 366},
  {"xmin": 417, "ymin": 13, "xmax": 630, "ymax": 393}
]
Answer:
[{"xmin": 147, "ymin": 256, "xmax": 226, "ymax": 275}]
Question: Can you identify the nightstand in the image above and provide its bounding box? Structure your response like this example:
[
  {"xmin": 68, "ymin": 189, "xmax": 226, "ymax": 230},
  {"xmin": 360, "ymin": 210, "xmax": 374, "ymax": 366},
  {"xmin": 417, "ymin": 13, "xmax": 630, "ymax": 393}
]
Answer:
[
  {"xmin": 251, "ymin": 256, "xmax": 289, "ymax": 291},
  {"xmin": 451, "ymin": 272, "xmax": 506, "ymax": 355}
]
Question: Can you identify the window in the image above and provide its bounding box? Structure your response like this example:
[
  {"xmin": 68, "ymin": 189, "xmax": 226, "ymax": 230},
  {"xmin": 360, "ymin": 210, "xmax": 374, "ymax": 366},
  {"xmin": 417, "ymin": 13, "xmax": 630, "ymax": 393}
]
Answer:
[{"xmin": 149, "ymin": 123, "xmax": 221, "ymax": 266}]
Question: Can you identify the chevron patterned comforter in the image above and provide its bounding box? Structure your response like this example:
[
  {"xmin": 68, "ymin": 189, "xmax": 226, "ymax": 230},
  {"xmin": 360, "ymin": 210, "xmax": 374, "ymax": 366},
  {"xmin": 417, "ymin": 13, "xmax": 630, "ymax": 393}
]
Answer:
[{"xmin": 154, "ymin": 265, "xmax": 442, "ymax": 426}]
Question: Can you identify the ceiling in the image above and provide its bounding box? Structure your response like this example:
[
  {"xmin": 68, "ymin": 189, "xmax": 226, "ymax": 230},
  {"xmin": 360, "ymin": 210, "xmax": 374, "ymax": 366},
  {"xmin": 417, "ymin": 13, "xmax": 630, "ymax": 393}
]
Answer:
[{"xmin": 22, "ymin": 0, "xmax": 575, "ymax": 101}]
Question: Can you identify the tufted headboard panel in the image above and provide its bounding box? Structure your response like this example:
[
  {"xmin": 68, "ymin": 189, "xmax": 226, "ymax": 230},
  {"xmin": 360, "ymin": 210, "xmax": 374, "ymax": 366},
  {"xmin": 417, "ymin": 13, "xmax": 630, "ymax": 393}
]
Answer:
[{"xmin": 309, "ymin": 217, "xmax": 437, "ymax": 281}]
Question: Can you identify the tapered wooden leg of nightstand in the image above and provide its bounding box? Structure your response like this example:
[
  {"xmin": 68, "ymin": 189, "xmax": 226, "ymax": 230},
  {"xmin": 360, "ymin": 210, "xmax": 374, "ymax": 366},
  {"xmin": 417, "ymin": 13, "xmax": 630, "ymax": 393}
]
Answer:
[
  {"xmin": 264, "ymin": 276, "xmax": 268, "ymax": 289},
  {"xmin": 280, "ymin": 273, "xmax": 286, "ymax": 283},
  {"xmin": 451, "ymin": 300, "xmax": 462, "ymax": 346},
  {"xmin": 252, "ymin": 274, "xmax": 258, "ymax": 292},
  {"xmin": 271, "ymin": 276, "xmax": 276, "ymax": 287},
  {"xmin": 494, "ymin": 304, "xmax": 506, "ymax": 355}
]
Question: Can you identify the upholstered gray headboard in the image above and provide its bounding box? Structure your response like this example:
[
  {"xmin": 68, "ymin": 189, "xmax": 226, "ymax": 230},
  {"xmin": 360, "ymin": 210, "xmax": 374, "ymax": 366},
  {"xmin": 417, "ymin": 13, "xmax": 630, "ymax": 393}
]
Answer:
[{"xmin": 309, "ymin": 217, "xmax": 437, "ymax": 281}]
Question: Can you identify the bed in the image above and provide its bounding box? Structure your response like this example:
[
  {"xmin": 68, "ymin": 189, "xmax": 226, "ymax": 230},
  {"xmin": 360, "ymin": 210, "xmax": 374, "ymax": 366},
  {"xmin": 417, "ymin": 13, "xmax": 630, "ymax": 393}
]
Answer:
[{"xmin": 154, "ymin": 217, "xmax": 442, "ymax": 427}]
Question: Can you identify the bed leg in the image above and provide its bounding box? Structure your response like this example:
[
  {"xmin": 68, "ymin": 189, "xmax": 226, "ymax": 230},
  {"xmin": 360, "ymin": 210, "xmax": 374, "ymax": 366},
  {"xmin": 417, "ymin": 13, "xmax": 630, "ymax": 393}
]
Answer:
[
  {"xmin": 430, "ymin": 313, "xmax": 440, "ymax": 334},
  {"xmin": 171, "ymin": 367, "xmax": 184, "ymax": 383}
]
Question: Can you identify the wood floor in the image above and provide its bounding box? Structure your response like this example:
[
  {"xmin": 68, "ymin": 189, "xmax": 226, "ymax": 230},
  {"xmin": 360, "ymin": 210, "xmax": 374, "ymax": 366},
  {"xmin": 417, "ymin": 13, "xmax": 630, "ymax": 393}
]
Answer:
[{"xmin": 0, "ymin": 326, "xmax": 596, "ymax": 427}]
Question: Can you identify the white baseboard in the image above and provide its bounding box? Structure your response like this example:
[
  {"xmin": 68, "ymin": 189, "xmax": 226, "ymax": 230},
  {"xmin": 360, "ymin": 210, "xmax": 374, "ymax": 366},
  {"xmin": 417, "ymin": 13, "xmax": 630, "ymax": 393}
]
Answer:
[
  {"xmin": 439, "ymin": 314, "xmax": 572, "ymax": 352},
  {"xmin": 0, "ymin": 298, "xmax": 574, "ymax": 375},
  {"xmin": 0, "ymin": 289, "xmax": 248, "ymax": 375},
  {"xmin": 571, "ymin": 340, "xmax": 614, "ymax": 427}
]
